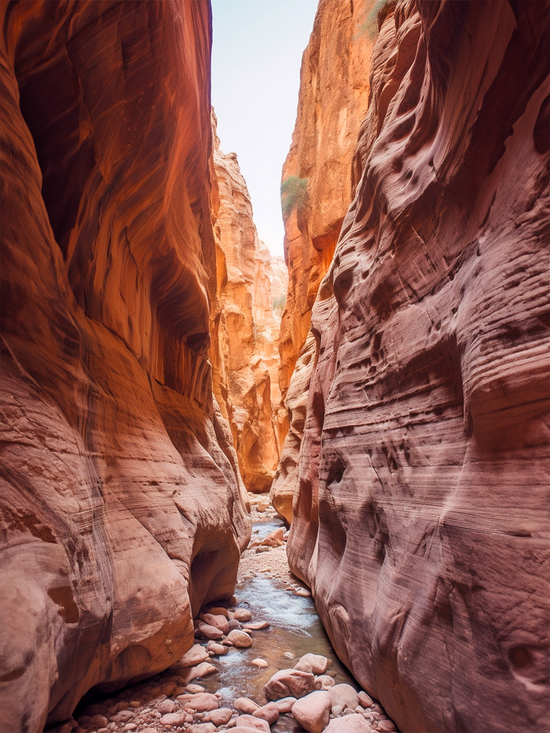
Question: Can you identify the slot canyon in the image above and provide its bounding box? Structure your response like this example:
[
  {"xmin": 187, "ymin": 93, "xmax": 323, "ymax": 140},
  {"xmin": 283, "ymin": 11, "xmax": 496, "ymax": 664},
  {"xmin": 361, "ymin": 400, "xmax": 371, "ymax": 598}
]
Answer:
[{"xmin": 0, "ymin": 1, "xmax": 548, "ymax": 733}]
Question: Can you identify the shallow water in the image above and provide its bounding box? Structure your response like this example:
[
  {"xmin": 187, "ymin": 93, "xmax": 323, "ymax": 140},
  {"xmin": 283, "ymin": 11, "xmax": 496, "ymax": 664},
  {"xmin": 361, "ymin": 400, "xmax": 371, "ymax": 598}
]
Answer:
[{"xmin": 198, "ymin": 525, "xmax": 359, "ymax": 732}]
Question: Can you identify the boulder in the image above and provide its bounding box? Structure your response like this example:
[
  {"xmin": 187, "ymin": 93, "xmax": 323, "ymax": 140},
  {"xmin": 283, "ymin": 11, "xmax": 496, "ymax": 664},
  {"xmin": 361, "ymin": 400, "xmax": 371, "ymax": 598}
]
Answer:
[
  {"xmin": 265, "ymin": 669, "xmax": 316, "ymax": 700},
  {"xmin": 328, "ymin": 685, "xmax": 359, "ymax": 711},
  {"xmin": 226, "ymin": 630, "xmax": 253, "ymax": 648},
  {"xmin": 294, "ymin": 653, "xmax": 330, "ymax": 675},
  {"xmin": 291, "ymin": 691, "xmax": 332, "ymax": 733},
  {"xmin": 324, "ymin": 714, "xmax": 372, "ymax": 732}
]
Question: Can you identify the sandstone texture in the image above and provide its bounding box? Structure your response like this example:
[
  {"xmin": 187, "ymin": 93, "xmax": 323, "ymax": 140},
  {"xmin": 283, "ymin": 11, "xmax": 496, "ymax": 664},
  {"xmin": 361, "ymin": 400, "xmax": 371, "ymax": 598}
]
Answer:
[
  {"xmin": 287, "ymin": 1, "xmax": 550, "ymax": 732},
  {"xmin": 272, "ymin": 0, "xmax": 377, "ymax": 518},
  {"xmin": 211, "ymin": 121, "xmax": 288, "ymax": 493},
  {"xmin": 0, "ymin": 1, "xmax": 250, "ymax": 731}
]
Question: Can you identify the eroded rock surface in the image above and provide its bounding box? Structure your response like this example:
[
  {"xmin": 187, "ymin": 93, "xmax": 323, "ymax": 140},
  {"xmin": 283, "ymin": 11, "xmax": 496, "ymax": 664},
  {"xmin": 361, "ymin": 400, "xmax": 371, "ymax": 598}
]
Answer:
[
  {"xmin": 272, "ymin": 0, "xmax": 376, "ymax": 518},
  {"xmin": 0, "ymin": 2, "xmax": 249, "ymax": 730},
  {"xmin": 288, "ymin": 1, "xmax": 550, "ymax": 732},
  {"xmin": 211, "ymin": 122, "xmax": 288, "ymax": 493}
]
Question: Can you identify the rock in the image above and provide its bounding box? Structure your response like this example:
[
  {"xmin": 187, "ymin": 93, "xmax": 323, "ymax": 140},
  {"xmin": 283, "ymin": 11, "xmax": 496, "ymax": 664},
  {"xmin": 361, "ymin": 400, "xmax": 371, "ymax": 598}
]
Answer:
[
  {"xmin": 212, "ymin": 130, "xmax": 288, "ymax": 494},
  {"xmin": 206, "ymin": 606, "xmax": 229, "ymax": 618},
  {"xmin": 187, "ymin": 724, "xmax": 216, "ymax": 733},
  {"xmin": 377, "ymin": 721, "xmax": 396, "ymax": 732},
  {"xmin": 255, "ymin": 546, "xmax": 271, "ymax": 554},
  {"xmin": 186, "ymin": 684, "xmax": 206, "ymax": 694},
  {"xmin": 233, "ymin": 698, "xmax": 260, "ymax": 715},
  {"xmin": 228, "ymin": 619, "xmax": 242, "ymax": 631},
  {"xmin": 270, "ymin": 0, "xmax": 375, "ymax": 524},
  {"xmin": 233, "ymin": 609, "xmax": 252, "ymax": 622},
  {"xmin": 196, "ymin": 622, "xmax": 225, "ymax": 640},
  {"xmin": 272, "ymin": 697, "xmax": 297, "ymax": 714},
  {"xmin": 179, "ymin": 693, "xmax": 219, "ymax": 712},
  {"xmin": 282, "ymin": 2, "xmax": 550, "ymax": 733},
  {"xmin": 315, "ymin": 675, "xmax": 335, "ymax": 690},
  {"xmin": 110, "ymin": 710, "xmax": 134, "ymax": 723},
  {"xmin": 156, "ymin": 700, "xmax": 177, "ymax": 715},
  {"xmin": 205, "ymin": 707, "xmax": 233, "ymax": 725},
  {"xmin": 226, "ymin": 630, "xmax": 253, "ymax": 648},
  {"xmin": 206, "ymin": 641, "xmax": 228, "ymax": 656},
  {"xmin": 234, "ymin": 715, "xmax": 271, "ymax": 732},
  {"xmin": 0, "ymin": 3, "xmax": 251, "ymax": 730},
  {"xmin": 243, "ymin": 621, "xmax": 270, "ymax": 631},
  {"xmin": 283, "ymin": 652, "xmax": 294, "ymax": 660},
  {"xmin": 129, "ymin": 702, "xmax": 141, "ymax": 709},
  {"xmin": 180, "ymin": 662, "xmax": 217, "ymax": 684},
  {"xmin": 358, "ymin": 692, "xmax": 373, "ymax": 708},
  {"xmin": 294, "ymin": 588, "xmax": 311, "ymax": 597},
  {"xmin": 291, "ymin": 691, "xmax": 332, "ymax": 733},
  {"xmin": 202, "ymin": 613, "xmax": 230, "ymax": 635},
  {"xmin": 331, "ymin": 705, "xmax": 344, "ymax": 717},
  {"xmin": 261, "ymin": 528, "xmax": 285, "ymax": 547},
  {"xmin": 252, "ymin": 702, "xmax": 279, "ymax": 725},
  {"xmin": 324, "ymin": 714, "xmax": 372, "ymax": 732},
  {"xmin": 265, "ymin": 669, "xmax": 316, "ymax": 700},
  {"xmin": 328, "ymin": 685, "xmax": 359, "ymax": 711},
  {"xmin": 178, "ymin": 644, "xmax": 210, "ymax": 668},
  {"xmin": 88, "ymin": 716, "xmax": 109, "ymax": 729},
  {"xmin": 294, "ymin": 653, "xmax": 330, "ymax": 675},
  {"xmin": 251, "ymin": 658, "xmax": 268, "ymax": 668},
  {"xmin": 160, "ymin": 711, "xmax": 188, "ymax": 727}
]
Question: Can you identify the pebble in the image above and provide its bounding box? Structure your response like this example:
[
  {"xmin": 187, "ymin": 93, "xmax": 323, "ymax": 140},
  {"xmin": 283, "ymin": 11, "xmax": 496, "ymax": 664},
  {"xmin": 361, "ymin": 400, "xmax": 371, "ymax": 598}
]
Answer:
[
  {"xmin": 251, "ymin": 658, "xmax": 268, "ymax": 668},
  {"xmin": 294, "ymin": 587, "xmax": 311, "ymax": 597},
  {"xmin": 233, "ymin": 609, "xmax": 252, "ymax": 622},
  {"xmin": 243, "ymin": 620, "xmax": 270, "ymax": 630},
  {"xmin": 358, "ymin": 691, "xmax": 373, "ymax": 707}
]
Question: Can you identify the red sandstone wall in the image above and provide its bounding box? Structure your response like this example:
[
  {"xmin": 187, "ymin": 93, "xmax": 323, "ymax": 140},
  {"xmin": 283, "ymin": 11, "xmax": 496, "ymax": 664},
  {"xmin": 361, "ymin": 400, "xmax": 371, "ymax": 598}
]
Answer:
[
  {"xmin": 287, "ymin": 1, "xmax": 550, "ymax": 731},
  {"xmin": 271, "ymin": 0, "xmax": 376, "ymax": 520},
  {"xmin": 211, "ymin": 124, "xmax": 288, "ymax": 493},
  {"xmin": 0, "ymin": 2, "xmax": 249, "ymax": 730}
]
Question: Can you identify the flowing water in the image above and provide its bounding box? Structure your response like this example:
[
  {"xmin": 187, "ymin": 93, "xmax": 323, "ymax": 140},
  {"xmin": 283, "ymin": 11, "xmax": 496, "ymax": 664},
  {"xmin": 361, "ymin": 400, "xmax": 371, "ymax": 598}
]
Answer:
[{"xmin": 197, "ymin": 518, "xmax": 359, "ymax": 732}]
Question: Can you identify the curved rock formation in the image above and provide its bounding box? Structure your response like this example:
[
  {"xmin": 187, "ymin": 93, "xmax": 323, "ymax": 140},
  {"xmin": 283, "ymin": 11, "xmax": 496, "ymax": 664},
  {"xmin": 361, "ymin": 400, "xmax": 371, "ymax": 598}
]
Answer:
[
  {"xmin": 287, "ymin": 1, "xmax": 550, "ymax": 731},
  {"xmin": 212, "ymin": 128, "xmax": 288, "ymax": 493},
  {"xmin": 272, "ymin": 0, "xmax": 377, "ymax": 518},
  {"xmin": 0, "ymin": 2, "xmax": 249, "ymax": 730}
]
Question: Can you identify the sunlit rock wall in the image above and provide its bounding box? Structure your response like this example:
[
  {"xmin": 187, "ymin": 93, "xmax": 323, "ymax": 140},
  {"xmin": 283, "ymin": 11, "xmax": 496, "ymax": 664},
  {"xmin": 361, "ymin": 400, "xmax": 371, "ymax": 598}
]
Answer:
[
  {"xmin": 288, "ymin": 1, "xmax": 550, "ymax": 731},
  {"xmin": 0, "ymin": 2, "xmax": 250, "ymax": 731},
  {"xmin": 272, "ymin": 0, "xmax": 377, "ymax": 520},
  {"xmin": 211, "ymin": 127, "xmax": 288, "ymax": 493}
]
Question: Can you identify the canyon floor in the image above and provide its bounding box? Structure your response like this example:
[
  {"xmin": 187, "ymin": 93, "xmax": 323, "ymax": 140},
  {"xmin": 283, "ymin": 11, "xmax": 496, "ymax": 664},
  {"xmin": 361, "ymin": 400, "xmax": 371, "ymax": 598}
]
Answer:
[{"xmin": 52, "ymin": 496, "xmax": 397, "ymax": 733}]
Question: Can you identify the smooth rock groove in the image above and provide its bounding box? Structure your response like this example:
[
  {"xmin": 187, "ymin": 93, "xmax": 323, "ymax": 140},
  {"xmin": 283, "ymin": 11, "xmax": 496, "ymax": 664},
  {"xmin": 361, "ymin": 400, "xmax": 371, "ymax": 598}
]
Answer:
[
  {"xmin": 287, "ymin": 1, "xmax": 550, "ymax": 732},
  {"xmin": 0, "ymin": 2, "xmax": 250, "ymax": 731}
]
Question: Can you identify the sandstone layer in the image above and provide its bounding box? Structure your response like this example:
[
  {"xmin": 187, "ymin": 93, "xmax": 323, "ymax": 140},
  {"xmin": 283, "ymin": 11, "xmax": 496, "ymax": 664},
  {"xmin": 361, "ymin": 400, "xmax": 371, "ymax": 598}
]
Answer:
[
  {"xmin": 272, "ymin": 0, "xmax": 377, "ymax": 518},
  {"xmin": 0, "ymin": 2, "xmax": 250, "ymax": 731},
  {"xmin": 287, "ymin": 1, "xmax": 550, "ymax": 732},
  {"xmin": 211, "ymin": 127, "xmax": 288, "ymax": 493}
]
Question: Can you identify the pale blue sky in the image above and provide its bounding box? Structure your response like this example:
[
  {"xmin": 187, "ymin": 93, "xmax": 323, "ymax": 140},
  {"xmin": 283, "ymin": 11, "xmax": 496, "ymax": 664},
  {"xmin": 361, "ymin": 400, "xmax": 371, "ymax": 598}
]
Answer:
[{"xmin": 211, "ymin": 0, "xmax": 319, "ymax": 257}]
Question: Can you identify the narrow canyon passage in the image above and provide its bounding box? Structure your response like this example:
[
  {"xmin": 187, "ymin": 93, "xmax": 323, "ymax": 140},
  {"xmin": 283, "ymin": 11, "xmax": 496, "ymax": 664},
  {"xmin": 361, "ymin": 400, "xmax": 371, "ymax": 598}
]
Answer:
[
  {"xmin": 68, "ymin": 500, "xmax": 396, "ymax": 733},
  {"xmin": 0, "ymin": 1, "xmax": 548, "ymax": 733}
]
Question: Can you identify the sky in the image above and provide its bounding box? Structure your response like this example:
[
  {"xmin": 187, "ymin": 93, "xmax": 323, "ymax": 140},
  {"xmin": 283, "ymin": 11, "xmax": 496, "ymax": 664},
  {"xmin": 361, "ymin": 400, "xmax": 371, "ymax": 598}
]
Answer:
[{"xmin": 210, "ymin": 0, "xmax": 319, "ymax": 258}]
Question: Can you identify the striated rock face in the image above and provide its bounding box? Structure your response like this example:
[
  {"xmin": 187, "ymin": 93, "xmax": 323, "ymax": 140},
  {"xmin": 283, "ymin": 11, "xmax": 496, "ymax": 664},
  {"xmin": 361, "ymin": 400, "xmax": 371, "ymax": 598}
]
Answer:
[
  {"xmin": 288, "ymin": 1, "xmax": 550, "ymax": 732},
  {"xmin": 272, "ymin": 0, "xmax": 376, "ymax": 518},
  {"xmin": 0, "ymin": 2, "xmax": 249, "ymax": 731},
  {"xmin": 211, "ymin": 130, "xmax": 288, "ymax": 493}
]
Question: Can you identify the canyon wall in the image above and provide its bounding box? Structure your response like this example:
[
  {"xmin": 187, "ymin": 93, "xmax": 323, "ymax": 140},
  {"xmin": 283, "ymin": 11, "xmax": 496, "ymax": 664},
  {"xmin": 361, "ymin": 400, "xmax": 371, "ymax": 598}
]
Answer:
[
  {"xmin": 272, "ymin": 0, "xmax": 377, "ymax": 521},
  {"xmin": 0, "ymin": 2, "xmax": 250, "ymax": 731},
  {"xmin": 211, "ymin": 129, "xmax": 288, "ymax": 493},
  {"xmin": 287, "ymin": 1, "xmax": 550, "ymax": 732}
]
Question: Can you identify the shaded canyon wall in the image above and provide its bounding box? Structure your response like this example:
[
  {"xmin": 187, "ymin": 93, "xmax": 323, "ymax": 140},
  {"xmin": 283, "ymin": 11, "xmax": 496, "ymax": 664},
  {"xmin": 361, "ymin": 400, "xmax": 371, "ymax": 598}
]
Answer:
[
  {"xmin": 211, "ymin": 125, "xmax": 288, "ymax": 493},
  {"xmin": 272, "ymin": 0, "xmax": 377, "ymax": 520},
  {"xmin": 287, "ymin": 1, "xmax": 550, "ymax": 732},
  {"xmin": 0, "ymin": 2, "xmax": 250, "ymax": 731}
]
